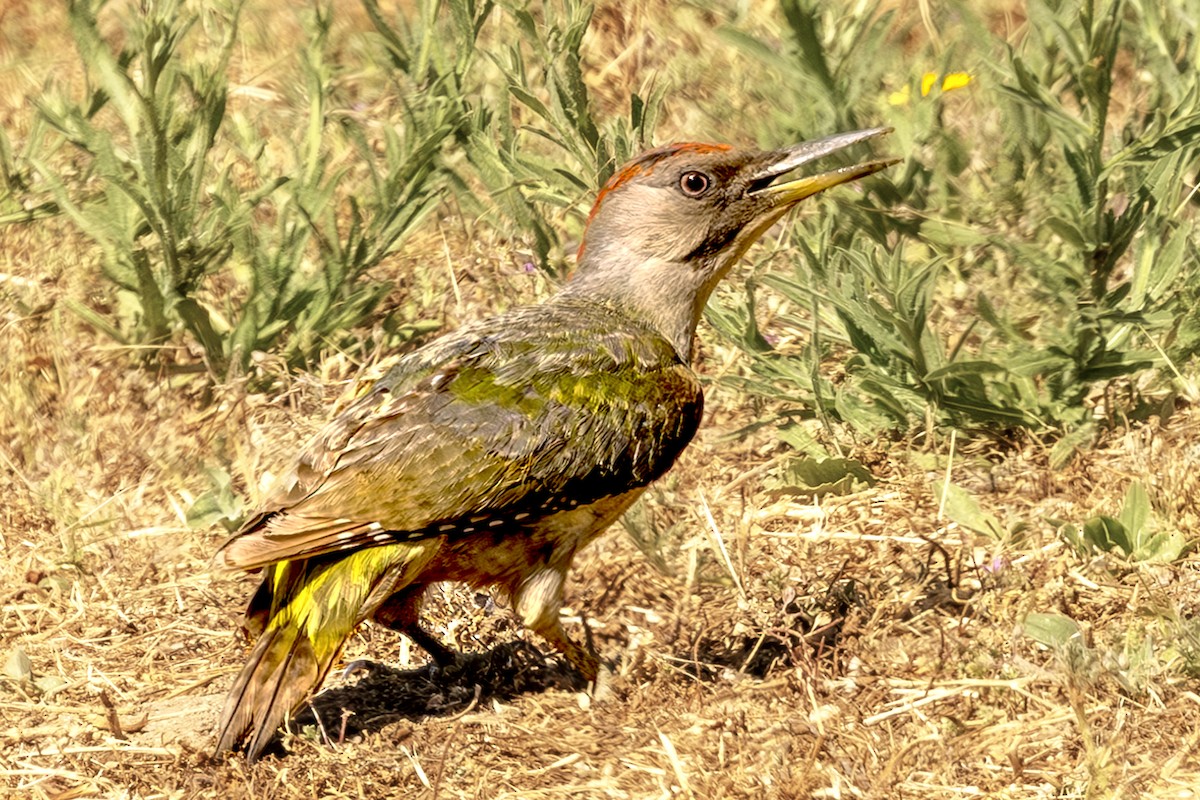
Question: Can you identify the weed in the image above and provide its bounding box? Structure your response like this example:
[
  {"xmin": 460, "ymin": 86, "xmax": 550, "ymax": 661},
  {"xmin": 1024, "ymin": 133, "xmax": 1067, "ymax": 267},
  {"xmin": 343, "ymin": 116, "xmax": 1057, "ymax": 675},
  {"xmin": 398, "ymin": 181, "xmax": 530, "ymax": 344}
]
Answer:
[{"xmin": 711, "ymin": 0, "xmax": 1200, "ymax": 470}]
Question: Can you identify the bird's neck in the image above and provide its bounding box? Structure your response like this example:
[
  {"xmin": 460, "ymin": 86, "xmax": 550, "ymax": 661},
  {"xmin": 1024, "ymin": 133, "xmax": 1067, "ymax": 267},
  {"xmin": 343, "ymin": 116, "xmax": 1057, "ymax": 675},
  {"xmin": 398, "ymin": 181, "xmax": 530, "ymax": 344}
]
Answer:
[{"xmin": 561, "ymin": 253, "xmax": 718, "ymax": 364}]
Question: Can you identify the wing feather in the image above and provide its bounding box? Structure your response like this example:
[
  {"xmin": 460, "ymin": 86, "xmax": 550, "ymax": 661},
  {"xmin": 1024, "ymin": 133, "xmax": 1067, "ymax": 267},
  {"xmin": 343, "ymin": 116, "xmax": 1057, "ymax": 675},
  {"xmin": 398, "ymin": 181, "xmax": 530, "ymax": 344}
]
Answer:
[{"xmin": 215, "ymin": 302, "xmax": 703, "ymax": 572}]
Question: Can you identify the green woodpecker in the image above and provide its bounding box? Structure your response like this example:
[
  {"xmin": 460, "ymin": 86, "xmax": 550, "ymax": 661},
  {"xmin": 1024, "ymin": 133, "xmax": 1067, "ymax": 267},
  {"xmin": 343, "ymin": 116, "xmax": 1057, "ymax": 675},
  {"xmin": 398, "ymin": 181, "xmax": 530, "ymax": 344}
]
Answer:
[{"xmin": 213, "ymin": 128, "xmax": 896, "ymax": 760}]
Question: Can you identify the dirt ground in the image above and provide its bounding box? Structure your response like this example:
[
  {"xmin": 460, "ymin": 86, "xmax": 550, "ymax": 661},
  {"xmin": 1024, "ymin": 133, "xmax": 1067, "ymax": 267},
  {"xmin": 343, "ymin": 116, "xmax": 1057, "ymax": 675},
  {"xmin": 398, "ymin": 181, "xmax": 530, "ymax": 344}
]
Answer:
[
  {"xmin": 6, "ymin": 2, "xmax": 1200, "ymax": 799},
  {"xmin": 5, "ymin": 246, "xmax": 1200, "ymax": 797}
]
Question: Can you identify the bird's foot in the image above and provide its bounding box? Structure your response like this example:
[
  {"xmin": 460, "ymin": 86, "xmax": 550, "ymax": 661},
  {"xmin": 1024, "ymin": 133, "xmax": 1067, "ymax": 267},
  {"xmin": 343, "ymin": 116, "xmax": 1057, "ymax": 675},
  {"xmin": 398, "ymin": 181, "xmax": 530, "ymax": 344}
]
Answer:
[{"xmin": 591, "ymin": 661, "xmax": 614, "ymax": 702}]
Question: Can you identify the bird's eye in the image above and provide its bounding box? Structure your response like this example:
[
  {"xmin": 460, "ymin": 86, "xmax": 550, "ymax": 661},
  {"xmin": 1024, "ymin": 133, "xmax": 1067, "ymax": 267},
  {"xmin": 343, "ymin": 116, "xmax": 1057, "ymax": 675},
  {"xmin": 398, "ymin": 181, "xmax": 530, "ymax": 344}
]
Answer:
[{"xmin": 679, "ymin": 171, "xmax": 711, "ymax": 197}]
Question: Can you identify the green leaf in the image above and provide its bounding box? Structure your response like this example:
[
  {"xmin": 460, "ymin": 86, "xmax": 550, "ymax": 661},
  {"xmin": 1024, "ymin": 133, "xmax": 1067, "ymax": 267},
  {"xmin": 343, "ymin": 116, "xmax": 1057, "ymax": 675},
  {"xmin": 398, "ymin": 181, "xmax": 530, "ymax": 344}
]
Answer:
[
  {"xmin": 1131, "ymin": 223, "xmax": 1188, "ymax": 306},
  {"xmin": 1059, "ymin": 521, "xmax": 1089, "ymax": 557},
  {"xmin": 1117, "ymin": 117, "xmax": 1200, "ymax": 166},
  {"xmin": 776, "ymin": 423, "xmax": 829, "ymax": 459},
  {"xmin": 716, "ymin": 26, "xmax": 790, "ymax": 68},
  {"xmin": 919, "ymin": 218, "xmax": 989, "ymax": 248},
  {"xmin": 1118, "ymin": 481, "xmax": 1150, "ymax": 538},
  {"xmin": 176, "ymin": 297, "xmax": 227, "ymax": 372},
  {"xmin": 186, "ymin": 466, "xmax": 244, "ymax": 530},
  {"xmin": 764, "ymin": 456, "xmax": 874, "ymax": 499},
  {"xmin": 1049, "ymin": 423, "xmax": 1096, "ymax": 469},
  {"xmin": 923, "ymin": 360, "xmax": 1008, "ymax": 382},
  {"xmin": 229, "ymin": 304, "xmax": 262, "ymax": 370},
  {"xmin": 932, "ymin": 479, "xmax": 1004, "ymax": 538},
  {"xmin": 1133, "ymin": 530, "xmax": 1188, "ymax": 563},
  {"xmin": 779, "ymin": 0, "xmax": 838, "ymax": 98},
  {"xmin": 63, "ymin": 298, "xmax": 128, "ymax": 344},
  {"xmin": 1082, "ymin": 515, "xmax": 1133, "ymax": 556},
  {"xmin": 508, "ymin": 84, "xmax": 552, "ymax": 119},
  {"xmin": 1023, "ymin": 613, "xmax": 1082, "ymax": 649},
  {"xmin": 4, "ymin": 647, "xmax": 33, "ymax": 683}
]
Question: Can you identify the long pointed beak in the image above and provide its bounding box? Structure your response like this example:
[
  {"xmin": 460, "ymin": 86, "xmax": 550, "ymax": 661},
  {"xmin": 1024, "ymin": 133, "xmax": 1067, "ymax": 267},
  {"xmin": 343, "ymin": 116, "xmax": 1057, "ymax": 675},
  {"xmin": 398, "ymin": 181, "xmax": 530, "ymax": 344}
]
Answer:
[{"xmin": 750, "ymin": 127, "xmax": 899, "ymax": 206}]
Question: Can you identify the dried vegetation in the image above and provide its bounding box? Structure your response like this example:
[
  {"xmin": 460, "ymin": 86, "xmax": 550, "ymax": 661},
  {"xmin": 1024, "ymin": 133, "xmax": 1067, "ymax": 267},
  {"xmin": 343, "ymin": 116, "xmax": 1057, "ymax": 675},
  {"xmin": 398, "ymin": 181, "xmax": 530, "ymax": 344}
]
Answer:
[{"xmin": 4, "ymin": 1, "xmax": 1200, "ymax": 798}]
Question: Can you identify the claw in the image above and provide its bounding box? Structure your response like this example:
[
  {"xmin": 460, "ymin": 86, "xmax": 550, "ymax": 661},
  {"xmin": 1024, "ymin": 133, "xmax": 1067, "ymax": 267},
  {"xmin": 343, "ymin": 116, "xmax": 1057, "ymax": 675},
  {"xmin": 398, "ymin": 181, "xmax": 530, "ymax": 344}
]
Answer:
[{"xmin": 340, "ymin": 659, "xmax": 378, "ymax": 681}]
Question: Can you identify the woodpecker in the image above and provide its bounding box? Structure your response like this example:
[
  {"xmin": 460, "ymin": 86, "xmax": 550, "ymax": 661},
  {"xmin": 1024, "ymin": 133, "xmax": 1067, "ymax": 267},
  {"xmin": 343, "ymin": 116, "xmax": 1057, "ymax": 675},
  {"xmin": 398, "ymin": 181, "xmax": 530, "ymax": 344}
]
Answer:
[{"xmin": 213, "ymin": 128, "xmax": 896, "ymax": 760}]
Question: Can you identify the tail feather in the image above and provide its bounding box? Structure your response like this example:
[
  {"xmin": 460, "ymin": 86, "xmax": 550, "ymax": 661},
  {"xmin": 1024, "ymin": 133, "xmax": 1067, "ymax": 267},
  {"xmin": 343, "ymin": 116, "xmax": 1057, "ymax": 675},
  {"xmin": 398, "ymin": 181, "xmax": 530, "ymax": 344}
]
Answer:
[
  {"xmin": 213, "ymin": 622, "xmax": 328, "ymax": 761},
  {"xmin": 214, "ymin": 541, "xmax": 441, "ymax": 761}
]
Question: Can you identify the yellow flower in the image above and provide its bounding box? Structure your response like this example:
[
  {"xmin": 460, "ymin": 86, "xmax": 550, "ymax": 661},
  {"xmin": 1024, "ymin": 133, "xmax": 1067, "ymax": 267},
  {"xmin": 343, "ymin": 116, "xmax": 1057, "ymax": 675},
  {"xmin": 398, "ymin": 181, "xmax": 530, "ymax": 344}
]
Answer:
[
  {"xmin": 922, "ymin": 71, "xmax": 973, "ymax": 96},
  {"xmin": 889, "ymin": 72, "xmax": 972, "ymax": 106},
  {"xmin": 888, "ymin": 85, "xmax": 912, "ymax": 106},
  {"xmin": 940, "ymin": 72, "xmax": 972, "ymax": 92}
]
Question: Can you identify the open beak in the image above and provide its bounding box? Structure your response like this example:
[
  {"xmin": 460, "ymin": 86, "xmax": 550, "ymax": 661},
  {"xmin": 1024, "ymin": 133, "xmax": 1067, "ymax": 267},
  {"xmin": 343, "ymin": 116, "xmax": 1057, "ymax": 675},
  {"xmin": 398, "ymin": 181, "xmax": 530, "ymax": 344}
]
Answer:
[{"xmin": 750, "ymin": 127, "xmax": 899, "ymax": 206}]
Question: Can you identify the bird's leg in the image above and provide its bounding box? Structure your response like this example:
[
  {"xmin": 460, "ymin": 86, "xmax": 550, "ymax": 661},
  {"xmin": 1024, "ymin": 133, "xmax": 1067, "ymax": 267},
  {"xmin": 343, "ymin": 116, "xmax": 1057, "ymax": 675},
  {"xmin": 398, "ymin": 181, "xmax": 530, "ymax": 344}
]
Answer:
[
  {"xmin": 515, "ymin": 567, "xmax": 600, "ymax": 683},
  {"xmin": 372, "ymin": 585, "xmax": 459, "ymax": 668}
]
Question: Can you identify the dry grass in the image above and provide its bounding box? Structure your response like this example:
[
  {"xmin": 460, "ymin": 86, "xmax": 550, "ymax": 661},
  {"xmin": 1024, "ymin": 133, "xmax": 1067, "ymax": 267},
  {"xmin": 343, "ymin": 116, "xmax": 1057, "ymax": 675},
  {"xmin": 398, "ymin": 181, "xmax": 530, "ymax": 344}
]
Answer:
[{"xmin": 5, "ymin": 2, "xmax": 1200, "ymax": 799}]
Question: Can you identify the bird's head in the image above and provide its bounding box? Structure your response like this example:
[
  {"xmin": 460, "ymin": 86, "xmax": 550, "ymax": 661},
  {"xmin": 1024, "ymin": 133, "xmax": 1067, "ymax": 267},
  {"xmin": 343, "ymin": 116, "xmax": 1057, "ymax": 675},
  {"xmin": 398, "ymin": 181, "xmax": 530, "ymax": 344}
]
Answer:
[{"xmin": 566, "ymin": 127, "xmax": 898, "ymax": 361}]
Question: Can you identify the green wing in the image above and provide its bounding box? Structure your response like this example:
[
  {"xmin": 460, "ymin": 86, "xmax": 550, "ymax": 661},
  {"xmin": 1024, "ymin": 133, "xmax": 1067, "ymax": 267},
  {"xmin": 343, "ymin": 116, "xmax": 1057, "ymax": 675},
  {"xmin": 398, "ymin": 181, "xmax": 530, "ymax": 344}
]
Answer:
[{"xmin": 215, "ymin": 300, "xmax": 703, "ymax": 571}]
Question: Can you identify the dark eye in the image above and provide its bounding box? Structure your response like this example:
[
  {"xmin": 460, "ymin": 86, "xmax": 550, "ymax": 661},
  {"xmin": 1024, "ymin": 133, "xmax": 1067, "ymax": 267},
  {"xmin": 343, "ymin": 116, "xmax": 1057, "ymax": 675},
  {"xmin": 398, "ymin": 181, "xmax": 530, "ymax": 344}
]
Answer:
[{"xmin": 679, "ymin": 171, "xmax": 711, "ymax": 197}]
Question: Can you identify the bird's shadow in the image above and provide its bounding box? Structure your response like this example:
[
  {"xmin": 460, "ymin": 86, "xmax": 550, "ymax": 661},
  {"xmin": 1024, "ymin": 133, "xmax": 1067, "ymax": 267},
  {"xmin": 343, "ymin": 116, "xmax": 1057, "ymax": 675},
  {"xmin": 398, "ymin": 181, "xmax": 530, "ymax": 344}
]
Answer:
[{"xmin": 266, "ymin": 641, "xmax": 580, "ymax": 757}]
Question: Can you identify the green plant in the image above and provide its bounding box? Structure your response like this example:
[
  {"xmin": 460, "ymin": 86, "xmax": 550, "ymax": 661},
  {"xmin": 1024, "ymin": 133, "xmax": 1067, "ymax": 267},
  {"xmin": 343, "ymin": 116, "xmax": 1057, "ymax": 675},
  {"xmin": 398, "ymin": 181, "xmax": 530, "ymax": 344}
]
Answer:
[
  {"xmin": 710, "ymin": 1, "xmax": 1033, "ymax": 449},
  {"xmin": 710, "ymin": 237, "xmax": 1050, "ymax": 455},
  {"xmin": 763, "ymin": 455, "xmax": 874, "ymax": 499},
  {"xmin": 711, "ymin": 0, "xmax": 1200, "ymax": 467},
  {"xmin": 31, "ymin": 0, "xmax": 245, "ymax": 371},
  {"xmin": 719, "ymin": 0, "xmax": 903, "ymax": 137},
  {"xmin": 224, "ymin": 3, "xmax": 457, "ymax": 372},
  {"xmin": 19, "ymin": 0, "xmax": 456, "ymax": 380},
  {"xmin": 990, "ymin": 0, "xmax": 1200, "ymax": 457},
  {"xmin": 931, "ymin": 479, "xmax": 1007, "ymax": 540},
  {"xmin": 183, "ymin": 464, "xmax": 244, "ymax": 532},
  {"xmin": 363, "ymin": 0, "xmax": 662, "ymax": 274},
  {"xmin": 463, "ymin": 0, "xmax": 662, "ymax": 274},
  {"xmin": 9, "ymin": 0, "xmax": 664, "ymax": 379},
  {"xmin": 1055, "ymin": 480, "xmax": 1188, "ymax": 563}
]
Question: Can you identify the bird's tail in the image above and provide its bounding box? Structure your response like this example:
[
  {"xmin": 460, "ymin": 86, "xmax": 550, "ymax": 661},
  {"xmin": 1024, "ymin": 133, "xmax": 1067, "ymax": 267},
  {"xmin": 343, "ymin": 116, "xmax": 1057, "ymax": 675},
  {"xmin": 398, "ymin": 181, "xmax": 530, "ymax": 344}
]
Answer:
[
  {"xmin": 213, "ymin": 619, "xmax": 329, "ymax": 761},
  {"xmin": 214, "ymin": 542, "xmax": 439, "ymax": 761}
]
